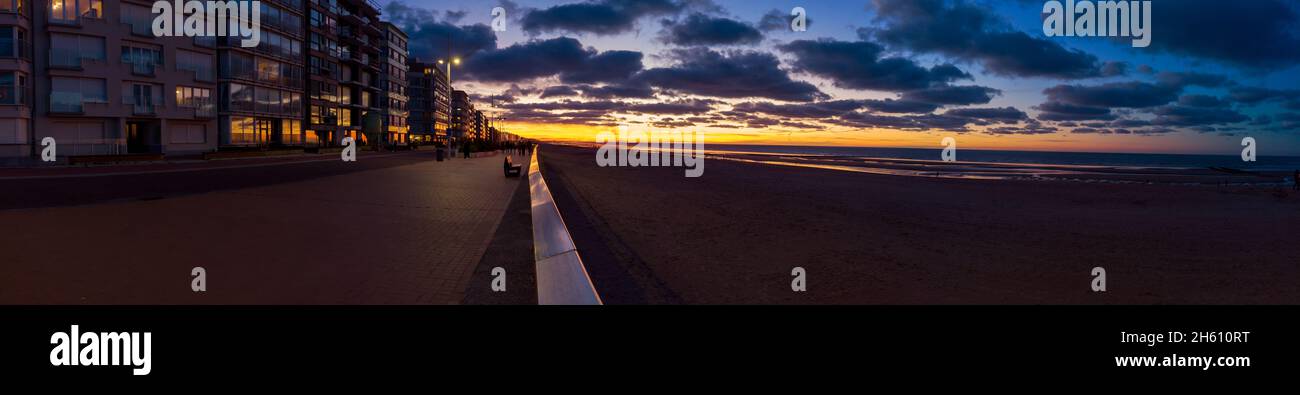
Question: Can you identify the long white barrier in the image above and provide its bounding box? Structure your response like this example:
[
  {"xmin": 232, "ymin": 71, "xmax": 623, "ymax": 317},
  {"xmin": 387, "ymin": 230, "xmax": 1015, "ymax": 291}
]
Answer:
[{"xmin": 528, "ymin": 147, "xmax": 603, "ymax": 305}]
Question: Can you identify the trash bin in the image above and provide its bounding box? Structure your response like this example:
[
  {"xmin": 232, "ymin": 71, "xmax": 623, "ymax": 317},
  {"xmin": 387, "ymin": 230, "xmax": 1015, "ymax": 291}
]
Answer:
[{"xmin": 436, "ymin": 149, "xmax": 445, "ymax": 161}]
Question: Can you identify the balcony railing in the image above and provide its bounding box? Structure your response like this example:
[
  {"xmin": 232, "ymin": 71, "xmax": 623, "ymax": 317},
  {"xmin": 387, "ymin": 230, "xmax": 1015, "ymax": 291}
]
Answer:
[
  {"xmin": 194, "ymin": 104, "xmax": 215, "ymax": 118},
  {"xmin": 128, "ymin": 62, "xmax": 157, "ymax": 76},
  {"xmin": 0, "ymin": 38, "xmax": 30, "ymax": 60},
  {"xmin": 0, "ymin": 84, "xmax": 23, "ymax": 106},
  {"xmin": 132, "ymin": 103, "xmax": 156, "ymax": 115},
  {"xmin": 49, "ymin": 48, "xmax": 90, "ymax": 69},
  {"xmin": 181, "ymin": 65, "xmax": 214, "ymax": 82},
  {"xmin": 50, "ymin": 92, "xmax": 84, "ymax": 113}
]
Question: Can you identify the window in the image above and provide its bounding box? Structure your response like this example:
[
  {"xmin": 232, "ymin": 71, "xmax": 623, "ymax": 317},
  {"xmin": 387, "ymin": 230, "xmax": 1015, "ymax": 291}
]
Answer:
[
  {"xmin": 219, "ymin": 50, "xmax": 255, "ymax": 80},
  {"xmin": 119, "ymin": 3, "xmax": 154, "ymax": 35},
  {"xmin": 223, "ymin": 83, "xmax": 254, "ymax": 112},
  {"xmin": 50, "ymin": 33, "xmax": 105, "ymax": 68},
  {"xmin": 229, "ymin": 117, "xmax": 257, "ymax": 145},
  {"xmin": 177, "ymin": 50, "xmax": 213, "ymax": 81},
  {"xmin": 49, "ymin": 0, "xmax": 99, "ymax": 23},
  {"xmin": 175, "ymin": 86, "xmax": 211, "ymax": 108},
  {"xmin": 50, "ymin": 77, "xmax": 106, "ymax": 112},
  {"xmin": 339, "ymin": 108, "xmax": 352, "ymax": 127},
  {"xmin": 122, "ymin": 45, "xmax": 163, "ymax": 75},
  {"xmin": 0, "ymin": 26, "xmax": 26, "ymax": 59},
  {"xmin": 257, "ymin": 58, "xmax": 281, "ymax": 82},
  {"xmin": 281, "ymin": 120, "xmax": 301, "ymax": 145},
  {"xmin": 0, "ymin": 0, "xmax": 23, "ymax": 14},
  {"xmin": 0, "ymin": 71, "xmax": 23, "ymax": 105}
]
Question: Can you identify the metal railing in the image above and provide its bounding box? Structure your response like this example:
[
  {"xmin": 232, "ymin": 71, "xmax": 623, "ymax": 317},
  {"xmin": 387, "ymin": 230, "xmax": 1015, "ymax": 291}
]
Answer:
[{"xmin": 528, "ymin": 147, "xmax": 603, "ymax": 305}]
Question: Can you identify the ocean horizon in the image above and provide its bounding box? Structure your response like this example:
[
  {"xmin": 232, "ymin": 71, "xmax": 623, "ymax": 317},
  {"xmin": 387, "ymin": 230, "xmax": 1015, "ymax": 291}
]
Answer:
[{"xmin": 707, "ymin": 144, "xmax": 1300, "ymax": 171}]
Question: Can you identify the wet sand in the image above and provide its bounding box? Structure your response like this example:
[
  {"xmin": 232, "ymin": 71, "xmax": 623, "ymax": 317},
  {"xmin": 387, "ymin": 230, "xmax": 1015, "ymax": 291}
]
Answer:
[{"xmin": 539, "ymin": 144, "xmax": 1300, "ymax": 304}]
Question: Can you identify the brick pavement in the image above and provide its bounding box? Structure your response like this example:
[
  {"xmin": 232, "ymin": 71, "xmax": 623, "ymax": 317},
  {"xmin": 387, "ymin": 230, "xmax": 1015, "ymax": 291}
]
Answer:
[{"xmin": 0, "ymin": 152, "xmax": 526, "ymax": 304}]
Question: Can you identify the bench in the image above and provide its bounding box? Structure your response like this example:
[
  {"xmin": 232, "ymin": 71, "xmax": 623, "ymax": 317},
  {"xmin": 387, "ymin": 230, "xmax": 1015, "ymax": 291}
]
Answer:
[
  {"xmin": 504, "ymin": 156, "xmax": 522, "ymax": 177},
  {"xmin": 68, "ymin": 153, "xmax": 165, "ymax": 165}
]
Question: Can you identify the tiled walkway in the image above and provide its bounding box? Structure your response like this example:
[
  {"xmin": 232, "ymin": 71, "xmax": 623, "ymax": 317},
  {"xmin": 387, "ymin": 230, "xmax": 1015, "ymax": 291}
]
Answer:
[{"xmin": 0, "ymin": 153, "xmax": 526, "ymax": 304}]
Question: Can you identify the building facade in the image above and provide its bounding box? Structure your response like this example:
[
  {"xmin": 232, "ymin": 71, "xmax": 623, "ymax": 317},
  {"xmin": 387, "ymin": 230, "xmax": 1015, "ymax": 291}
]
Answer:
[
  {"xmin": 218, "ymin": 0, "xmax": 305, "ymax": 149},
  {"xmin": 0, "ymin": 1, "xmax": 467, "ymax": 162},
  {"xmin": 307, "ymin": 0, "xmax": 382, "ymax": 147},
  {"xmin": 0, "ymin": 1, "xmax": 32, "ymax": 159},
  {"xmin": 407, "ymin": 59, "xmax": 449, "ymax": 144},
  {"xmin": 378, "ymin": 21, "xmax": 406, "ymax": 145},
  {"xmin": 450, "ymin": 89, "xmax": 470, "ymax": 142},
  {"xmin": 0, "ymin": 0, "xmax": 220, "ymax": 161}
]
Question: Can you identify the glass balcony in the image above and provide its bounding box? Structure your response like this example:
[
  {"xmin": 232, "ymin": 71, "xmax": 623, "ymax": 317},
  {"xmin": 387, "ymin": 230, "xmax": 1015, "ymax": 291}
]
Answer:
[
  {"xmin": 0, "ymin": 38, "xmax": 30, "ymax": 60},
  {"xmin": 133, "ymin": 103, "xmax": 156, "ymax": 115},
  {"xmin": 0, "ymin": 84, "xmax": 22, "ymax": 105},
  {"xmin": 50, "ymin": 92, "xmax": 83, "ymax": 113},
  {"xmin": 49, "ymin": 48, "xmax": 86, "ymax": 69},
  {"xmin": 129, "ymin": 62, "xmax": 156, "ymax": 76}
]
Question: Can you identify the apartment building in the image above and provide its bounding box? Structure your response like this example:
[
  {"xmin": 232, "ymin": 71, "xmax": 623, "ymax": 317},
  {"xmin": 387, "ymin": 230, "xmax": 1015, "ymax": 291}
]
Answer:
[
  {"xmin": 471, "ymin": 109, "xmax": 485, "ymax": 141},
  {"xmin": 0, "ymin": 0, "xmax": 219, "ymax": 160},
  {"xmin": 407, "ymin": 59, "xmax": 449, "ymax": 144},
  {"xmin": 0, "ymin": 1, "xmax": 31, "ymax": 159},
  {"xmin": 307, "ymin": 0, "xmax": 382, "ymax": 147},
  {"xmin": 450, "ymin": 89, "xmax": 470, "ymax": 142},
  {"xmin": 378, "ymin": 21, "xmax": 406, "ymax": 145},
  {"xmin": 218, "ymin": 0, "xmax": 306, "ymax": 149}
]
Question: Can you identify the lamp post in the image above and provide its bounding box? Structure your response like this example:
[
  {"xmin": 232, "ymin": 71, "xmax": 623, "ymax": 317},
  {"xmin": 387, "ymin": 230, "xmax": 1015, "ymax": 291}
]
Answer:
[{"xmin": 437, "ymin": 57, "xmax": 460, "ymax": 147}]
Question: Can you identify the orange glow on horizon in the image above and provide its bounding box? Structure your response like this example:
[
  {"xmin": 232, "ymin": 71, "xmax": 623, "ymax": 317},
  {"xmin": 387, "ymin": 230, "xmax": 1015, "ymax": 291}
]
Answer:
[{"xmin": 502, "ymin": 121, "xmax": 1232, "ymax": 155}]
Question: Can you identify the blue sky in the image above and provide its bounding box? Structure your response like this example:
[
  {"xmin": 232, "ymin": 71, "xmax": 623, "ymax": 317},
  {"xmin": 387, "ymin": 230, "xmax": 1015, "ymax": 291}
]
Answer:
[{"xmin": 378, "ymin": 0, "xmax": 1300, "ymax": 155}]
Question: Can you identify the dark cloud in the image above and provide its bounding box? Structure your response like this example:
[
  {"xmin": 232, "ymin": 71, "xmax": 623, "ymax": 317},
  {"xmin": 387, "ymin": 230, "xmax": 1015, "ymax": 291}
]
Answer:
[
  {"xmin": 1034, "ymin": 101, "xmax": 1116, "ymax": 121},
  {"xmin": 1147, "ymin": 0, "xmax": 1300, "ymax": 69},
  {"xmin": 1229, "ymin": 87, "xmax": 1300, "ymax": 105},
  {"xmin": 732, "ymin": 100, "xmax": 867, "ymax": 118},
  {"xmin": 624, "ymin": 99, "xmax": 718, "ymax": 115},
  {"xmin": 540, "ymin": 86, "xmax": 581, "ymax": 99},
  {"xmin": 579, "ymin": 82, "xmax": 657, "ymax": 99},
  {"xmin": 660, "ymin": 13, "xmax": 762, "ymax": 46},
  {"xmin": 900, "ymin": 85, "xmax": 1000, "ymax": 105},
  {"xmin": 636, "ymin": 48, "xmax": 826, "ymax": 101},
  {"xmin": 986, "ymin": 125, "xmax": 1056, "ymax": 135},
  {"xmin": 862, "ymin": 99, "xmax": 940, "ymax": 114},
  {"xmin": 520, "ymin": 0, "xmax": 689, "ymax": 36},
  {"xmin": 1100, "ymin": 61, "xmax": 1128, "ymax": 77},
  {"xmin": 830, "ymin": 112, "xmax": 973, "ymax": 132},
  {"xmin": 1176, "ymin": 94, "xmax": 1229, "ymax": 109},
  {"xmin": 1151, "ymin": 105, "xmax": 1249, "ymax": 127},
  {"xmin": 384, "ymin": 2, "xmax": 497, "ymax": 62},
  {"xmin": 757, "ymin": 8, "xmax": 812, "ymax": 32},
  {"xmin": 462, "ymin": 38, "xmax": 644, "ymax": 83},
  {"xmin": 559, "ymin": 50, "xmax": 644, "ymax": 84},
  {"xmin": 866, "ymin": 0, "xmax": 1102, "ymax": 79},
  {"xmin": 1043, "ymin": 82, "xmax": 1180, "ymax": 108},
  {"xmin": 778, "ymin": 39, "xmax": 972, "ymax": 91},
  {"xmin": 1154, "ymin": 71, "xmax": 1231, "ymax": 89},
  {"xmin": 943, "ymin": 107, "xmax": 1028, "ymax": 122}
]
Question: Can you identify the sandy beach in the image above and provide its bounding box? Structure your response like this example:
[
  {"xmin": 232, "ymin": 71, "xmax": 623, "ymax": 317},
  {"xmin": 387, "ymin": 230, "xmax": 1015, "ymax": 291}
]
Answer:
[{"xmin": 539, "ymin": 144, "xmax": 1300, "ymax": 304}]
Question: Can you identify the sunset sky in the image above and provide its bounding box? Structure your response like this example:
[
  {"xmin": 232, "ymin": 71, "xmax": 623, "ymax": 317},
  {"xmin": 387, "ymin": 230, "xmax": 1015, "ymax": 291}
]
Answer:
[{"xmin": 380, "ymin": 0, "xmax": 1300, "ymax": 155}]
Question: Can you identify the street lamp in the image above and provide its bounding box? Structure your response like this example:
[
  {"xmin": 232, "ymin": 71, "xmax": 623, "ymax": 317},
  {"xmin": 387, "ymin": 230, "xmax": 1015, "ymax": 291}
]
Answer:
[{"xmin": 437, "ymin": 57, "xmax": 461, "ymax": 146}]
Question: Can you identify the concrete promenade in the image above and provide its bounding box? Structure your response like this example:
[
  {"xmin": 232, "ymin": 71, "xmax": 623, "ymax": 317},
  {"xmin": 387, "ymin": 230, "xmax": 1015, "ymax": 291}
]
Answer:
[{"xmin": 0, "ymin": 151, "xmax": 528, "ymax": 304}]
